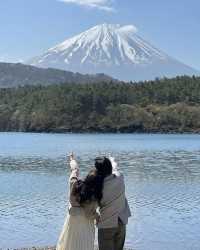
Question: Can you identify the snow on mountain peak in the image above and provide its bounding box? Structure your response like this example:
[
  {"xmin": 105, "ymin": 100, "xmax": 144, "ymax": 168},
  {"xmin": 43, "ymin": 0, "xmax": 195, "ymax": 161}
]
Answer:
[
  {"xmin": 91, "ymin": 23, "xmax": 138, "ymax": 34},
  {"xmin": 31, "ymin": 23, "xmax": 166, "ymax": 67},
  {"xmin": 27, "ymin": 23, "xmax": 197, "ymax": 81}
]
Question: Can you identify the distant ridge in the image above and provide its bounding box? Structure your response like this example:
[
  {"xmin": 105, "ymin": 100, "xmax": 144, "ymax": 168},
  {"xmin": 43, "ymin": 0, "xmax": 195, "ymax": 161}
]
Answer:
[
  {"xmin": 27, "ymin": 23, "xmax": 199, "ymax": 81},
  {"xmin": 0, "ymin": 62, "xmax": 115, "ymax": 88}
]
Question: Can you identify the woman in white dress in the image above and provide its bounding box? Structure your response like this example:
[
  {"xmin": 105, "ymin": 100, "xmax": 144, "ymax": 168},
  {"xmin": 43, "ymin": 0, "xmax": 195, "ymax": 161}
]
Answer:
[{"xmin": 56, "ymin": 153, "xmax": 104, "ymax": 250}]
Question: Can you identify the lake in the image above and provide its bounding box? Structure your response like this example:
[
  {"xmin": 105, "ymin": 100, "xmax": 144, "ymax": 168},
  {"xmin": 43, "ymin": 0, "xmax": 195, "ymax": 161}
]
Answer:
[{"xmin": 0, "ymin": 132, "xmax": 200, "ymax": 250}]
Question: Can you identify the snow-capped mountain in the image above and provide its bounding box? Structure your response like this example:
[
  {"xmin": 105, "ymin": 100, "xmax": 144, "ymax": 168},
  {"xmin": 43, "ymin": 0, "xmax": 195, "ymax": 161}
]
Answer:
[{"xmin": 27, "ymin": 24, "xmax": 198, "ymax": 81}]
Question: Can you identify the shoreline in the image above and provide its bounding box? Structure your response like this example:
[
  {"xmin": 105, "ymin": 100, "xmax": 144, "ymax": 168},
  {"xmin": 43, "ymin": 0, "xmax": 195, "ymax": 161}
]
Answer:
[
  {"xmin": 7, "ymin": 246, "xmax": 134, "ymax": 250},
  {"xmin": 0, "ymin": 131, "xmax": 200, "ymax": 135}
]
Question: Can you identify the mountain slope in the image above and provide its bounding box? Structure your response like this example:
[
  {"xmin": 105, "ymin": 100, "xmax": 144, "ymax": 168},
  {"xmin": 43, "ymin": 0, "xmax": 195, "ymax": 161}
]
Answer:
[
  {"xmin": 27, "ymin": 24, "xmax": 199, "ymax": 81},
  {"xmin": 0, "ymin": 62, "xmax": 114, "ymax": 88}
]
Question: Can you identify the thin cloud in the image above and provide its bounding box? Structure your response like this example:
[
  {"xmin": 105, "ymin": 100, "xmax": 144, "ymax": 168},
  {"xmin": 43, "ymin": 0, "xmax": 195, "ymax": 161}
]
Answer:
[
  {"xmin": 0, "ymin": 55, "xmax": 24, "ymax": 63},
  {"xmin": 58, "ymin": 0, "xmax": 115, "ymax": 12}
]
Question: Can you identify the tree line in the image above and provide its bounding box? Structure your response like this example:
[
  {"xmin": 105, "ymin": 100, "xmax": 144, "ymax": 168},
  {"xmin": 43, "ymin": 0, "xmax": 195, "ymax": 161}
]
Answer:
[{"xmin": 0, "ymin": 75, "xmax": 200, "ymax": 133}]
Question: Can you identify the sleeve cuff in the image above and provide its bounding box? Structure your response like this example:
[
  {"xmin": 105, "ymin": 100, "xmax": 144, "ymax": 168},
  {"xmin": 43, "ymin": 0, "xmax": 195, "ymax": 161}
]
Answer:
[{"xmin": 70, "ymin": 168, "xmax": 79, "ymax": 180}]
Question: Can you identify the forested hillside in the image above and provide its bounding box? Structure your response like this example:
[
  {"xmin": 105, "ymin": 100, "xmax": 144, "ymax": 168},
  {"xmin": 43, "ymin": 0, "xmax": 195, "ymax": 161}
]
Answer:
[
  {"xmin": 0, "ymin": 75, "xmax": 200, "ymax": 133},
  {"xmin": 0, "ymin": 62, "xmax": 114, "ymax": 88}
]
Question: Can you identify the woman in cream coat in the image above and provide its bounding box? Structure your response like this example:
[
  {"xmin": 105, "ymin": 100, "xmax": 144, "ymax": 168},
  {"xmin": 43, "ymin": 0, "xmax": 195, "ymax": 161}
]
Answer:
[{"xmin": 56, "ymin": 153, "xmax": 103, "ymax": 250}]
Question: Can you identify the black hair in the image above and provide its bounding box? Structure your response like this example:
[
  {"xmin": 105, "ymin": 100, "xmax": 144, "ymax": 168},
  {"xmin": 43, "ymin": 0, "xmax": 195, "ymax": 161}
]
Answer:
[
  {"xmin": 74, "ymin": 157, "xmax": 112, "ymax": 206},
  {"xmin": 94, "ymin": 157, "xmax": 112, "ymax": 178}
]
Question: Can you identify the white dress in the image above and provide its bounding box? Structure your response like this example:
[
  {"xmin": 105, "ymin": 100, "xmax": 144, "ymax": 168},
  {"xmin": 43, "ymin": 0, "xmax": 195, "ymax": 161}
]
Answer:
[
  {"xmin": 56, "ymin": 210, "xmax": 95, "ymax": 250},
  {"xmin": 56, "ymin": 159, "xmax": 98, "ymax": 250}
]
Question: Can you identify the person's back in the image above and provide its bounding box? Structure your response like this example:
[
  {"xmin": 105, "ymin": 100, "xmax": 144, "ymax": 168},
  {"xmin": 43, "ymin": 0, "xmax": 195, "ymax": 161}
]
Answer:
[
  {"xmin": 95, "ymin": 157, "xmax": 131, "ymax": 250},
  {"xmin": 57, "ymin": 155, "xmax": 98, "ymax": 250}
]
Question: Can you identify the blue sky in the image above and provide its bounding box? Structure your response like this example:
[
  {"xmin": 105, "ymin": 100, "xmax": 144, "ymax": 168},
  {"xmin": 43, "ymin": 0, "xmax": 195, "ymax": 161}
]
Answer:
[{"xmin": 0, "ymin": 0, "xmax": 199, "ymax": 70}]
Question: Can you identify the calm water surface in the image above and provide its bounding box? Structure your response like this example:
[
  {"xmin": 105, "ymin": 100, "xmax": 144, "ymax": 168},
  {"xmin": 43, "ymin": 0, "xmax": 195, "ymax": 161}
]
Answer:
[{"xmin": 0, "ymin": 132, "xmax": 200, "ymax": 250}]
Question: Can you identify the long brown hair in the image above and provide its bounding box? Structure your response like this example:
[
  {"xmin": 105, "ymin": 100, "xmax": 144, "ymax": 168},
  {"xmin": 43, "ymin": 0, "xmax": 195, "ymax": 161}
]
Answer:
[{"xmin": 74, "ymin": 168, "xmax": 104, "ymax": 205}]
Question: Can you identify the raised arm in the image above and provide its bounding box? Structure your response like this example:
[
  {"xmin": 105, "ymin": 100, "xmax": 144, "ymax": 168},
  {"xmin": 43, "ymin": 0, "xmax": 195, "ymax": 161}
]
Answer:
[
  {"xmin": 68, "ymin": 153, "xmax": 82, "ymax": 209},
  {"xmin": 109, "ymin": 156, "xmax": 120, "ymax": 176},
  {"xmin": 69, "ymin": 153, "xmax": 79, "ymax": 183}
]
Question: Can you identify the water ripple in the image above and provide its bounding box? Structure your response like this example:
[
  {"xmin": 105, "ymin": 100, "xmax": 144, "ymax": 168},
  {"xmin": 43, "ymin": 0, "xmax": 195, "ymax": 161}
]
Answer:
[{"xmin": 0, "ymin": 133, "xmax": 200, "ymax": 249}]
